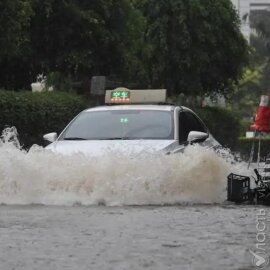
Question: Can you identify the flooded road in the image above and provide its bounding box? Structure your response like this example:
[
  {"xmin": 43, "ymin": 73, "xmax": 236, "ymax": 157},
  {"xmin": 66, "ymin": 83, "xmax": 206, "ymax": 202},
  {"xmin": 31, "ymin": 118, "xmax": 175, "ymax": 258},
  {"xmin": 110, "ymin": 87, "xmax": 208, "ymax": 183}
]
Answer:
[
  {"xmin": 0, "ymin": 129, "xmax": 269, "ymax": 269},
  {"xmin": 0, "ymin": 205, "xmax": 267, "ymax": 270}
]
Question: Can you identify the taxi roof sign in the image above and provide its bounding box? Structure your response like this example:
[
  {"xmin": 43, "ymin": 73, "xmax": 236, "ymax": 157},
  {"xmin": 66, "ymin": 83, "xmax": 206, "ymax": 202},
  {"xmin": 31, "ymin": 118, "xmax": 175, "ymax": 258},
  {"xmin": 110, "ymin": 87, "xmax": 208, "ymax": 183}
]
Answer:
[{"xmin": 105, "ymin": 88, "xmax": 167, "ymax": 104}]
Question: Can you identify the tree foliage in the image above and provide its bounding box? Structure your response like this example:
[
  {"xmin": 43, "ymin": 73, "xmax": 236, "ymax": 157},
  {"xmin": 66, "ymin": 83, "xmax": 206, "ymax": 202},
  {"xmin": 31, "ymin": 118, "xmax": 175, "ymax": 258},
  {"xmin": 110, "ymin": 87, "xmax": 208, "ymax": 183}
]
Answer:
[
  {"xmin": 0, "ymin": 0, "xmax": 32, "ymax": 58},
  {"xmin": 0, "ymin": 0, "xmax": 248, "ymax": 97},
  {"xmin": 226, "ymin": 10, "xmax": 270, "ymax": 132},
  {"xmin": 29, "ymin": 0, "xmax": 140, "ymax": 76},
  {"xmin": 249, "ymin": 10, "xmax": 270, "ymax": 93},
  {"xmin": 135, "ymin": 0, "xmax": 248, "ymax": 96},
  {"xmin": 0, "ymin": 0, "xmax": 33, "ymax": 89}
]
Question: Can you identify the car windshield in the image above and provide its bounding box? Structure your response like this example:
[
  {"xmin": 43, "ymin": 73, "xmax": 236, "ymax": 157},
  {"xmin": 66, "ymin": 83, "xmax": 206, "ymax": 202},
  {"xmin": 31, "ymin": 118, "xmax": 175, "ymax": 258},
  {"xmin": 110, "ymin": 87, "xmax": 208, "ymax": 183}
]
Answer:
[{"xmin": 60, "ymin": 110, "xmax": 174, "ymax": 140}]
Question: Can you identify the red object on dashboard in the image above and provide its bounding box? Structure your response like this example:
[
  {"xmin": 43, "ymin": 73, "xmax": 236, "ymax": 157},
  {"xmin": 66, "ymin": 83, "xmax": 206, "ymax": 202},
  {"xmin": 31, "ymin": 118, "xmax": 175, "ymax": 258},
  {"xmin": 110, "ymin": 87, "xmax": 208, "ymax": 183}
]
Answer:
[{"xmin": 250, "ymin": 95, "xmax": 270, "ymax": 132}]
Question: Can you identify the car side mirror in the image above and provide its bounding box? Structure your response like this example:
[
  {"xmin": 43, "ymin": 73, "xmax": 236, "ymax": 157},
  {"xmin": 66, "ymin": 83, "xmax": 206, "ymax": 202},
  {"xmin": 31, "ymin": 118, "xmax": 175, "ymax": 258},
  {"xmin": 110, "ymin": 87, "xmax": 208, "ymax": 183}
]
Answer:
[
  {"xmin": 187, "ymin": 131, "xmax": 208, "ymax": 144},
  {"xmin": 43, "ymin": 132, "xmax": 57, "ymax": 142}
]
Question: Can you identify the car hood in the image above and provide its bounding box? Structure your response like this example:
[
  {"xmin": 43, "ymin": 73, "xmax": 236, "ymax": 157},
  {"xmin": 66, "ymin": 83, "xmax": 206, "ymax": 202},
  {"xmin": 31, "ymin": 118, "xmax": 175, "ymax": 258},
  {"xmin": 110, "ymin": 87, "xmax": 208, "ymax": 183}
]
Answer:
[{"xmin": 45, "ymin": 140, "xmax": 178, "ymax": 156}]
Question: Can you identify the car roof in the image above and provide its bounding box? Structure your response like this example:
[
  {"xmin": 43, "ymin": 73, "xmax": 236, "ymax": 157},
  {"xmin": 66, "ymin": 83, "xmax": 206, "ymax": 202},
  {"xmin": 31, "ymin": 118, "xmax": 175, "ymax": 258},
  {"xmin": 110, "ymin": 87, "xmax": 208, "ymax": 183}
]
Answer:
[{"xmin": 83, "ymin": 104, "xmax": 177, "ymax": 112}]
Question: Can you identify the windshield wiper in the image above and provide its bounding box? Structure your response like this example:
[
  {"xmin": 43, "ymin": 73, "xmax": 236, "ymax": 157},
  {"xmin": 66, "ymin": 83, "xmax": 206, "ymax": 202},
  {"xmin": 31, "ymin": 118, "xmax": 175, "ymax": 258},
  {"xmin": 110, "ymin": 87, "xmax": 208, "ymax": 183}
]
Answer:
[{"xmin": 64, "ymin": 137, "xmax": 87, "ymax": 140}]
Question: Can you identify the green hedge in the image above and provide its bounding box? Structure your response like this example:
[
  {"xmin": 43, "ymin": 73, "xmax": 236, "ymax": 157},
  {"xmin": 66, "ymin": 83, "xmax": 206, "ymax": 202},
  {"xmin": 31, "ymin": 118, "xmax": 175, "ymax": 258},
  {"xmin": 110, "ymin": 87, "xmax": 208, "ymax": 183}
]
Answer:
[
  {"xmin": 192, "ymin": 106, "xmax": 241, "ymax": 150},
  {"xmin": 237, "ymin": 137, "xmax": 270, "ymax": 161},
  {"xmin": 0, "ymin": 91, "xmax": 87, "ymax": 148}
]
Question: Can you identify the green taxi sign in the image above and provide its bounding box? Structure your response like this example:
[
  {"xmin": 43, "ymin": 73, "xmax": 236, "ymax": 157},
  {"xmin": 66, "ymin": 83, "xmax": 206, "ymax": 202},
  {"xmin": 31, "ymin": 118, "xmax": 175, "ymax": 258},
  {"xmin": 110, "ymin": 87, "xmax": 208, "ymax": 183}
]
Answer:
[
  {"xmin": 110, "ymin": 89, "xmax": 130, "ymax": 102},
  {"xmin": 105, "ymin": 88, "xmax": 167, "ymax": 104}
]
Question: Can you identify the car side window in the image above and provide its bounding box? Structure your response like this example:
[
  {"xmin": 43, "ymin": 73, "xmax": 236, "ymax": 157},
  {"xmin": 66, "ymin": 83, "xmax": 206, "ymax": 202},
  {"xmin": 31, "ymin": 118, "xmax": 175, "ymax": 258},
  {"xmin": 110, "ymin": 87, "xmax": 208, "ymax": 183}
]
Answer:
[{"xmin": 178, "ymin": 111, "xmax": 207, "ymax": 143}]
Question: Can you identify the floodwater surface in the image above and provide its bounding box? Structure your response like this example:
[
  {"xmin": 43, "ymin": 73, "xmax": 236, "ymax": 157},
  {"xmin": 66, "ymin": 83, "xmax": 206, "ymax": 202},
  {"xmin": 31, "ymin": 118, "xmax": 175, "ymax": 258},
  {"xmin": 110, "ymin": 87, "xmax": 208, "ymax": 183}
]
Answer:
[
  {"xmin": 0, "ymin": 128, "xmax": 268, "ymax": 269},
  {"xmin": 0, "ymin": 205, "xmax": 267, "ymax": 270}
]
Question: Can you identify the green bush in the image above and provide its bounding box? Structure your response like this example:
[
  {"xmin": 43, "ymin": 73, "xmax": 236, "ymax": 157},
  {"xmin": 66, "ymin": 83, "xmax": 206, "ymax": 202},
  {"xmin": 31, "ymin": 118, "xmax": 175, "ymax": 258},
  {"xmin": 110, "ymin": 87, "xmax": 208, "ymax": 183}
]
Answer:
[
  {"xmin": 0, "ymin": 91, "xmax": 87, "ymax": 148},
  {"xmin": 237, "ymin": 137, "xmax": 270, "ymax": 161}
]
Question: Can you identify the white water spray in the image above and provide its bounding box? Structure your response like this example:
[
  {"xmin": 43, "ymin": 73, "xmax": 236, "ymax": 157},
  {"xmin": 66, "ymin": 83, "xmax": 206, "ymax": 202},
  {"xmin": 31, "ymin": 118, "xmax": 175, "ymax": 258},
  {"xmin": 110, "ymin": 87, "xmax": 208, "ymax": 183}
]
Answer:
[{"xmin": 0, "ymin": 127, "xmax": 250, "ymax": 206}]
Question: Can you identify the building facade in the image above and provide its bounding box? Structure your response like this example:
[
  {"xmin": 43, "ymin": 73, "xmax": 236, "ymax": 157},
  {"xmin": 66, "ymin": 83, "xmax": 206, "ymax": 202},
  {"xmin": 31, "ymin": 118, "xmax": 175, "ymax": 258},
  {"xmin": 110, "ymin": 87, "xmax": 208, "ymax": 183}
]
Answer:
[{"xmin": 231, "ymin": 0, "xmax": 270, "ymax": 40}]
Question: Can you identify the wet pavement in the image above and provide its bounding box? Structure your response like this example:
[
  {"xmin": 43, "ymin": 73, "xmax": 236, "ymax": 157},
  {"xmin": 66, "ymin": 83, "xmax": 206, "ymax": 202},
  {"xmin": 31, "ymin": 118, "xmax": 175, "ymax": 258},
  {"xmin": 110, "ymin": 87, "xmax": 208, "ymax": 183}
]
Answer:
[{"xmin": 0, "ymin": 205, "xmax": 267, "ymax": 270}]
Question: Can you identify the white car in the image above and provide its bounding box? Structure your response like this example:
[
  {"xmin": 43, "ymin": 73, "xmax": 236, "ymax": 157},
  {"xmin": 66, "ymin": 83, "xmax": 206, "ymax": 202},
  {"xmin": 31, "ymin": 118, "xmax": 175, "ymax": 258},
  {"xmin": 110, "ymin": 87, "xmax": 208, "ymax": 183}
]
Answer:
[{"xmin": 44, "ymin": 88, "xmax": 219, "ymax": 155}]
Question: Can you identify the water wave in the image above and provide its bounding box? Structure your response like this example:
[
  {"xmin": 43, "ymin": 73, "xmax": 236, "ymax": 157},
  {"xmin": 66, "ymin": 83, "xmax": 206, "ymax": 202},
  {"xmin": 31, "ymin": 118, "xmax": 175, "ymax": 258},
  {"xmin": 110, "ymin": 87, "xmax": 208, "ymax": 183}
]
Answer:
[{"xmin": 0, "ymin": 127, "xmax": 250, "ymax": 206}]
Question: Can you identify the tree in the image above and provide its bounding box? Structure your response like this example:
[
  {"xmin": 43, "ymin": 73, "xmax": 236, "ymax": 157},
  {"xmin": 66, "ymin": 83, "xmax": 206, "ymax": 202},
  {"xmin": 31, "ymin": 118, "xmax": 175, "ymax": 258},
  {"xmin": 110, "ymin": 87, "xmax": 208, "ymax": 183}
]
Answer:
[
  {"xmin": 249, "ymin": 10, "xmax": 270, "ymax": 93},
  {"xmin": 29, "ymin": 0, "xmax": 145, "ymax": 86},
  {"xmin": 226, "ymin": 10, "xmax": 270, "ymax": 128},
  {"xmin": 134, "ymin": 0, "xmax": 249, "ymax": 96},
  {"xmin": 0, "ymin": 0, "xmax": 249, "ymax": 94},
  {"xmin": 0, "ymin": 0, "xmax": 32, "ymax": 58},
  {"xmin": 0, "ymin": 0, "xmax": 146, "ymax": 90},
  {"xmin": 0, "ymin": 0, "xmax": 33, "ymax": 89}
]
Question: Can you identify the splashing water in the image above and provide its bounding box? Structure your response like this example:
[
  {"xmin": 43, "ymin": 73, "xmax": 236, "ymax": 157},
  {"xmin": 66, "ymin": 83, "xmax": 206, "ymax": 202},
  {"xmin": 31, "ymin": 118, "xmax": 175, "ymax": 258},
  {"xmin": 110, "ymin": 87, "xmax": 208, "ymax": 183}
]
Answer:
[{"xmin": 0, "ymin": 127, "xmax": 250, "ymax": 206}]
